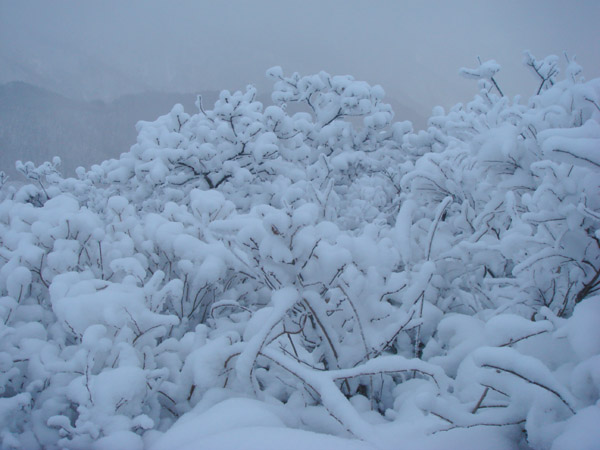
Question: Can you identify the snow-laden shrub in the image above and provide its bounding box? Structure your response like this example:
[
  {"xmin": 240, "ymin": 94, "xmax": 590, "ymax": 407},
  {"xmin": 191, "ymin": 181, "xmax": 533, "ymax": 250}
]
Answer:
[{"xmin": 0, "ymin": 54, "xmax": 599, "ymax": 449}]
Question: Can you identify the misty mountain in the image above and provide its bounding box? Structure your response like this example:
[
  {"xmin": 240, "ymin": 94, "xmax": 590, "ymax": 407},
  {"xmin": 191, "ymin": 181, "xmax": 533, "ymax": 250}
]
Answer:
[
  {"xmin": 0, "ymin": 81, "xmax": 425, "ymax": 180},
  {"xmin": 0, "ymin": 82, "xmax": 220, "ymax": 179}
]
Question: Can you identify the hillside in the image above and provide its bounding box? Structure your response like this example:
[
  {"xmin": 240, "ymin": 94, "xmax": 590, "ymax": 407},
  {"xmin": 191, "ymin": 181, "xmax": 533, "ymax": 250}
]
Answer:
[{"xmin": 0, "ymin": 83, "xmax": 217, "ymax": 178}]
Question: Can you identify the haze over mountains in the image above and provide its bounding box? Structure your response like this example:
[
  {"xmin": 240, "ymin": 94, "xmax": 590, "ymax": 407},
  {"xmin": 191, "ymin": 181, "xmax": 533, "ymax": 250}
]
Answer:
[
  {"xmin": 0, "ymin": 82, "xmax": 194, "ymax": 178},
  {"xmin": 0, "ymin": 81, "xmax": 425, "ymax": 180}
]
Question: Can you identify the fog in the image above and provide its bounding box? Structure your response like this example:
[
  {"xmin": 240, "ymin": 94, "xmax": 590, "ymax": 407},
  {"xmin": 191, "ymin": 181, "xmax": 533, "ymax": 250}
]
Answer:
[{"xmin": 1, "ymin": 0, "xmax": 599, "ymax": 119}]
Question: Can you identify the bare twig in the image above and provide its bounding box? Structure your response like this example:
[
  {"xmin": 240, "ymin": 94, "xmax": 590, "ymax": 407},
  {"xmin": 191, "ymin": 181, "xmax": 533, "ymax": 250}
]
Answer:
[
  {"xmin": 471, "ymin": 387, "xmax": 489, "ymax": 414},
  {"xmin": 434, "ymin": 419, "xmax": 525, "ymax": 434},
  {"xmin": 426, "ymin": 196, "xmax": 452, "ymax": 260},
  {"xmin": 481, "ymin": 363, "xmax": 575, "ymax": 414}
]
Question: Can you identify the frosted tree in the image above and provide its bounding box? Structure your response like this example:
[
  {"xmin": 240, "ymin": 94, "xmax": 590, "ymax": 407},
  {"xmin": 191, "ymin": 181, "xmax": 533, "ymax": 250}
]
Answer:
[{"xmin": 0, "ymin": 56, "xmax": 599, "ymax": 449}]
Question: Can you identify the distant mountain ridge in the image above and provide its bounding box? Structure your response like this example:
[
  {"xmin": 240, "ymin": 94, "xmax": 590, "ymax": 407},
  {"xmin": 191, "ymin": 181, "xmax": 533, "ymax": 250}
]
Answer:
[
  {"xmin": 0, "ymin": 82, "xmax": 219, "ymax": 179},
  {"xmin": 0, "ymin": 82, "xmax": 424, "ymax": 180}
]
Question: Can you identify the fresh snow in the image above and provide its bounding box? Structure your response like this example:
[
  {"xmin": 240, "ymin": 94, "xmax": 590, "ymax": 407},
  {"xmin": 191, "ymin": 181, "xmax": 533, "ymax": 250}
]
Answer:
[{"xmin": 0, "ymin": 53, "xmax": 599, "ymax": 449}]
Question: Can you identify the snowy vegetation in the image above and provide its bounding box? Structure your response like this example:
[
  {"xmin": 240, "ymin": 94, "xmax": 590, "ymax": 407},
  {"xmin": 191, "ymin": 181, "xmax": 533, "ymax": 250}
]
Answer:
[{"xmin": 0, "ymin": 53, "xmax": 599, "ymax": 449}]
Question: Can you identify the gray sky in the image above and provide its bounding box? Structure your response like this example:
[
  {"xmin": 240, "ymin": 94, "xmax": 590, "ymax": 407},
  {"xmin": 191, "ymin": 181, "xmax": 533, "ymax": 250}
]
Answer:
[{"xmin": 1, "ymin": 0, "xmax": 598, "ymax": 119}]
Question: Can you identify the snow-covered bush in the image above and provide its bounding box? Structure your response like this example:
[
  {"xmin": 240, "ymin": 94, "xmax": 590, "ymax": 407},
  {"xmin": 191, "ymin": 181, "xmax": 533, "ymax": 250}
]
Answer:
[{"xmin": 0, "ymin": 54, "xmax": 599, "ymax": 449}]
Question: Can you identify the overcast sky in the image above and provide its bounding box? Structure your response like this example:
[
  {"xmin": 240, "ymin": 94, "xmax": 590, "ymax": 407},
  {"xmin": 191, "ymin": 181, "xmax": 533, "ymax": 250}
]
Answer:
[{"xmin": 1, "ymin": 0, "xmax": 598, "ymax": 119}]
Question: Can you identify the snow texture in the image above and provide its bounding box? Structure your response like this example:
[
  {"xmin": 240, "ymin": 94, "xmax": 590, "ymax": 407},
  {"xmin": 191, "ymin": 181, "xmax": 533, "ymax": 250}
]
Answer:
[{"xmin": 0, "ymin": 54, "xmax": 599, "ymax": 449}]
